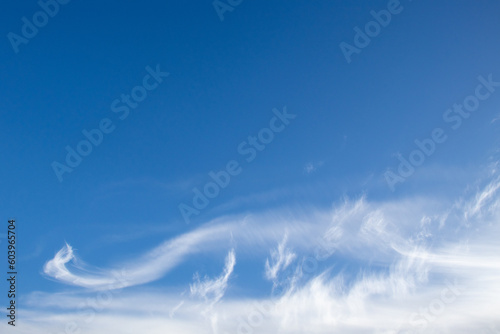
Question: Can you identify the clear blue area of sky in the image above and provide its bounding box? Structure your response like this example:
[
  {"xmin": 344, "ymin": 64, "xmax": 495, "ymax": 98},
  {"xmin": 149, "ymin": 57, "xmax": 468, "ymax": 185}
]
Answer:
[{"xmin": 1, "ymin": 0, "xmax": 499, "ymax": 295}]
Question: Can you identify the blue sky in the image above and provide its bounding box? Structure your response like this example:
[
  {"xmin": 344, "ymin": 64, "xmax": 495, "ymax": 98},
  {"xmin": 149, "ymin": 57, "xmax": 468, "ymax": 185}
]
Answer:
[{"xmin": 1, "ymin": 0, "xmax": 500, "ymax": 333}]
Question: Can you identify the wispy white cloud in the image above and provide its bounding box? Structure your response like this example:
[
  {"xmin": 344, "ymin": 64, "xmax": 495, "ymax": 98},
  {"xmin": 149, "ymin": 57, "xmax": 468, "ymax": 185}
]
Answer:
[
  {"xmin": 43, "ymin": 243, "xmax": 120, "ymax": 288},
  {"xmin": 190, "ymin": 249, "xmax": 236, "ymax": 308},
  {"xmin": 265, "ymin": 233, "xmax": 296, "ymax": 282},
  {"xmin": 32, "ymin": 165, "xmax": 500, "ymax": 333},
  {"xmin": 464, "ymin": 176, "xmax": 500, "ymax": 220},
  {"xmin": 304, "ymin": 161, "xmax": 324, "ymax": 174},
  {"xmin": 42, "ymin": 223, "xmax": 233, "ymax": 289},
  {"xmin": 42, "ymin": 212, "xmax": 323, "ymax": 290}
]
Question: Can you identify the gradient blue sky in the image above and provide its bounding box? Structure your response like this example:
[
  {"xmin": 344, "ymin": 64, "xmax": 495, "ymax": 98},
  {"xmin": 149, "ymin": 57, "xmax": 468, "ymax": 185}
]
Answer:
[{"xmin": 1, "ymin": 1, "xmax": 500, "ymax": 333}]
